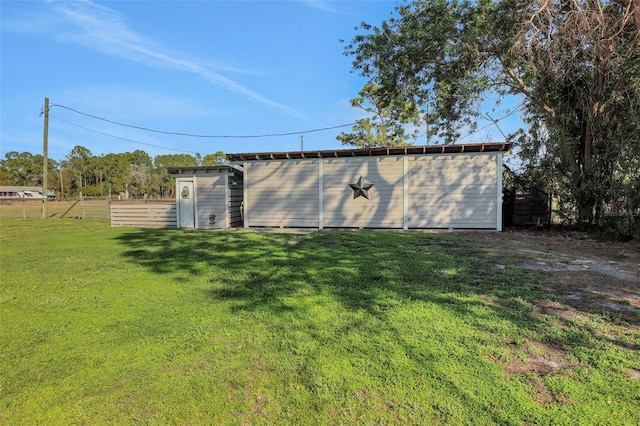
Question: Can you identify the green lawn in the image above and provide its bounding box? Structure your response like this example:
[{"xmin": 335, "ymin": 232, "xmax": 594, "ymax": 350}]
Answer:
[{"xmin": 1, "ymin": 219, "xmax": 638, "ymax": 424}]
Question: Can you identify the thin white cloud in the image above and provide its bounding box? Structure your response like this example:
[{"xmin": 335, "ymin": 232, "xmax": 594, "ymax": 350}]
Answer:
[
  {"xmin": 44, "ymin": 1, "xmax": 306, "ymax": 118},
  {"xmin": 300, "ymin": 0, "xmax": 342, "ymax": 14}
]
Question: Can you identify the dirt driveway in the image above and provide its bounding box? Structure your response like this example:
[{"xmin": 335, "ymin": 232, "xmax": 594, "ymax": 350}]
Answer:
[{"xmin": 462, "ymin": 229, "xmax": 640, "ymax": 323}]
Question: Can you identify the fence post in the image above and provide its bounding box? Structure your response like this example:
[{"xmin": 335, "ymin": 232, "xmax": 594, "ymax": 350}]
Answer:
[
  {"xmin": 22, "ymin": 199, "xmax": 26, "ymax": 219},
  {"xmin": 80, "ymin": 192, "xmax": 85, "ymax": 219}
]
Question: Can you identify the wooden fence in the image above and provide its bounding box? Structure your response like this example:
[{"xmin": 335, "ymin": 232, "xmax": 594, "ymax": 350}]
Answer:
[
  {"xmin": 503, "ymin": 188, "xmax": 551, "ymax": 227},
  {"xmin": 110, "ymin": 200, "xmax": 177, "ymax": 228}
]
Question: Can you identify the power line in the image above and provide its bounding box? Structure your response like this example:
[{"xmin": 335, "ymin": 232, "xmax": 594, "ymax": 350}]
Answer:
[
  {"xmin": 408, "ymin": 101, "xmax": 525, "ymax": 144},
  {"xmin": 50, "ymin": 115, "xmax": 203, "ymax": 154},
  {"xmin": 451, "ymin": 102, "xmax": 525, "ymax": 143},
  {"xmin": 48, "ymin": 100, "xmax": 525, "ymax": 150},
  {"xmin": 50, "ymin": 103, "xmax": 355, "ymax": 138}
]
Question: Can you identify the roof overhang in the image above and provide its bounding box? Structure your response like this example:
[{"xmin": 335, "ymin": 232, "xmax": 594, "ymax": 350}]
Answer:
[
  {"xmin": 226, "ymin": 142, "xmax": 511, "ymax": 162},
  {"xmin": 167, "ymin": 165, "xmax": 242, "ymax": 176}
]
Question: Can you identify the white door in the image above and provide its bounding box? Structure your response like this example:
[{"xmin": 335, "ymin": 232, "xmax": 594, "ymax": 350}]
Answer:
[{"xmin": 178, "ymin": 180, "xmax": 195, "ymax": 228}]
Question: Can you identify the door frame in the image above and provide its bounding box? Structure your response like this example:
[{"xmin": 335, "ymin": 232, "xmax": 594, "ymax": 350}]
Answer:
[{"xmin": 176, "ymin": 178, "xmax": 196, "ymax": 228}]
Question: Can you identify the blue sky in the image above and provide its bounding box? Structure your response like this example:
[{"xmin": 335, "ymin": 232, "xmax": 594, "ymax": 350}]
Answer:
[{"xmin": 1, "ymin": 0, "xmax": 524, "ymax": 162}]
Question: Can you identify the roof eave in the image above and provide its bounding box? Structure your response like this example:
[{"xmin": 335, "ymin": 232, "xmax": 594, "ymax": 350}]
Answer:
[{"xmin": 226, "ymin": 142, "xmax": 512, "ymax": 162}]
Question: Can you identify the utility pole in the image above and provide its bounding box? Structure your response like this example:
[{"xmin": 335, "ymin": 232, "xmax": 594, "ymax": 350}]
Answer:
[
  {"xmin": 59, "ymin": 167, "xmax": 64, "ymax": 198},
  {"xmin": 42, "ymin": 97, "xmax": 49, "ymax": 219},
  {"xmin": 300, "ymin": 133, "xmax": 304, "ymax": 151}
]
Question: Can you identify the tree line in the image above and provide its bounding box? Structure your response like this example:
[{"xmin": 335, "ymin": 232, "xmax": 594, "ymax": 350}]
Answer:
[{"xmin": 0, "ymin": 147, "xmax": 227, "ymax": 199}]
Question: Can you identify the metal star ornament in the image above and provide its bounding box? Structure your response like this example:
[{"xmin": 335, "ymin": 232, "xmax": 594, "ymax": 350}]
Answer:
[{"xmin": 349, "ymin": 176, "xmax": 374, "ymax": 200}]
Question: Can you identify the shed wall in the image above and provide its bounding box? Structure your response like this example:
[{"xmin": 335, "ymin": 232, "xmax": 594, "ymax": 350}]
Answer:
[
  {"xmin": 243, "ymin": 152, "xmax": 502, "ymax": 230},
  {"xmin": 245, "ymin": 159, "xmax": 319, "ymax": 227},
  {"xmin": 195, "ymin": 174, "xmax": 227, "ymax": 229},
  {"xmin": 171, "ymin": 168, "xmax": 244, "ymax": 229}
]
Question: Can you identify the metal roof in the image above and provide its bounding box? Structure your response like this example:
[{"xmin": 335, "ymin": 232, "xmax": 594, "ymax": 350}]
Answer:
[
  {"xmin": 226, "ymin": 142, "xmax": 511, "ymax": 162},
  {"xmin": 0, "ymin": 186, "xmax": 43, "ymax": 192},
  {"xmin": 167, "ymin": 165, "xmax": 242, "ymax": 174}
]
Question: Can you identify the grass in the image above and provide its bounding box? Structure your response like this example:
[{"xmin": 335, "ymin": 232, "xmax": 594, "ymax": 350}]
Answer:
[{"xmin": 1, "ymin": 219, "xmax": 638, "ymax": 424}]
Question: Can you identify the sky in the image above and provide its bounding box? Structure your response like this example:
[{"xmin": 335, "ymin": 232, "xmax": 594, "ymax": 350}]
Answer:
[{"xmin": 1, "ymin": 0, "xmax": 525, "ymax": 163}]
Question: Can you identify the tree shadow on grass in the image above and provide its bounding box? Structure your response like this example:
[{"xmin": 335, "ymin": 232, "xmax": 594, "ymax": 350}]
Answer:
[
  {"xmin": 115, "ymin": 229, "xmax": 303, "ymax": 311},
  {"xmin": 115, "ymin": 229, "xmax": 634, "ymax": 422},
  {"xmin": 113, "ymin": 229, "xmax": 592, "ymax": 337}
]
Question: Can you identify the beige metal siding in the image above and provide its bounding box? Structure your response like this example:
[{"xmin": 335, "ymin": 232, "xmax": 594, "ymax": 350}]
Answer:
[
  {"xmin": 110, "ymin": 202, "xmax": 177, "ymax": 227},
  {"xmin": 245, "ymin": 160, "xmax": 319, "ymax": 227},
  {"xmin": 241, "ymin": 151, "xmax": 501, "ymax": 230},
  {"xmin": 195, "ymin": 175, "xmax": 227, "ymax": 229},
  {"xmin": 323, "ymin": 156, "xmax": 404, "ymax": 228},
  {"xmin": 407, "ymin": 153, "xmax": 498, "ymax": 228}
]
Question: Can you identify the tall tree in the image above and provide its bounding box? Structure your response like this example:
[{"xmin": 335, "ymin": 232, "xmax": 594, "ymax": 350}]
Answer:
[
  {"xmin": 344, "ymin": 0, "xmax": 640, "ymax": 227},
  {"xmin": 201, "ymin": 151, "xmax": 228, "ymax": 166},
  {"xmin": 337, "ymin": 82, "xmax": 420, "ymax": 148},
  {"xmin": 66, "ymin": 146, "xmax": 93, "ymax": 192},
  {"xmin": 154, "ymin": 154, "xmax": 198, "ymax": 169},
  {"xmin": 0, "ymin": 152, "xmax": 43, "ymax": 186},
  {"xmin": 0, "ymin": 152, "xmax": 60, "ymax": 194},
  {"xmin": 125, "ymin": 150, "xmax": 153, "ymax": 197},
  {"xmin": 100, "ymin": 153, "xmax": 129, "ymax": 196},
  {"xmin": 154, "ymin": 154, "xmax": 199, "ymax": 198},
  {"xmin": 0, "ymin": 168, "xmax": 9, "ymax": 186}
]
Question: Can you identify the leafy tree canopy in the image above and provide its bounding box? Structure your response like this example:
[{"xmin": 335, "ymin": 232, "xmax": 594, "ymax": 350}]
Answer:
[
  {"xmin": 337, "ymin": 82, "xmax": 420, "ymax": 148},
  {"xmin": 202, "ymin": 151, "xmax": 229, "ymax": 166},
  {"xmin": 154, "ymin": 154, "xmax": 199, "ymax": 169},
  {"xmin": 345, "ymin": 0, "xmax": 640, "ymax": 229}
]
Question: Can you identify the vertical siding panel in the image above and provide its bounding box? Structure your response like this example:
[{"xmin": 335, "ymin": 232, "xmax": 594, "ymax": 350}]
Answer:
[
  {"xmin": 195, "ymin": 175, "xmax": 227, "ymax": 229},
  {"xmin": 243, "ymin": 162, "xmax": 249, "ymax": 228},
  {"xmin": 403, "ymin": 156, "xmax": 408, "ymax": 231},
  {"xmin": 407, "ymin": 152, "xmax": 498, "ymax": 229},
  {"xmin": 194, "ymin": 176, "xmax": 199, "ymax": 229},
  {"xmin": 496, "ymin": 153, "xmax": 503, "ymax": 231},
  {"xmin": 246, "ymin": 159, "xmax": 319, "ymax": 227},
  {"xmin": 323, "ymin": 157, "xmax": 403, "ymax": 228},
  {"xmin": 319, "ymin": 159, "xmax": 324, "ymax": 230}
]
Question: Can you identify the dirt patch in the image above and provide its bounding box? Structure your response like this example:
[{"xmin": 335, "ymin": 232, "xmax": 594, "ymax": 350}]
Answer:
[
  {"xmin": 457, "ymin": 229, "xmax": 639, "ymax": 404},
  {"xmin": 495, "ymin": 339, "xmax": 582, "ymax": 405},
  {"xmin": 461, "ymin": 229, "xmax": 640, "ymax": 323},
  {"xmin": 626, "ymin": 369, "xmax": 640, "ymax": 380},
  {"xmin": 504, "ymin": 341, "xmax": 574, "ymax": 376}
]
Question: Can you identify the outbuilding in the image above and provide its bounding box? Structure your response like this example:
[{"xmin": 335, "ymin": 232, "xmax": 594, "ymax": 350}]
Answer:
[
  {"xmin": 168, "ymin": 166, "xmax": 244, "ymax": 229},
  {"xmin": 0, "ymin": 186, "xmax": 51, "ymax": 199},
  {"xmin": 227, "ymin": 142, "xmax": 511, "ymax": 231}
]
